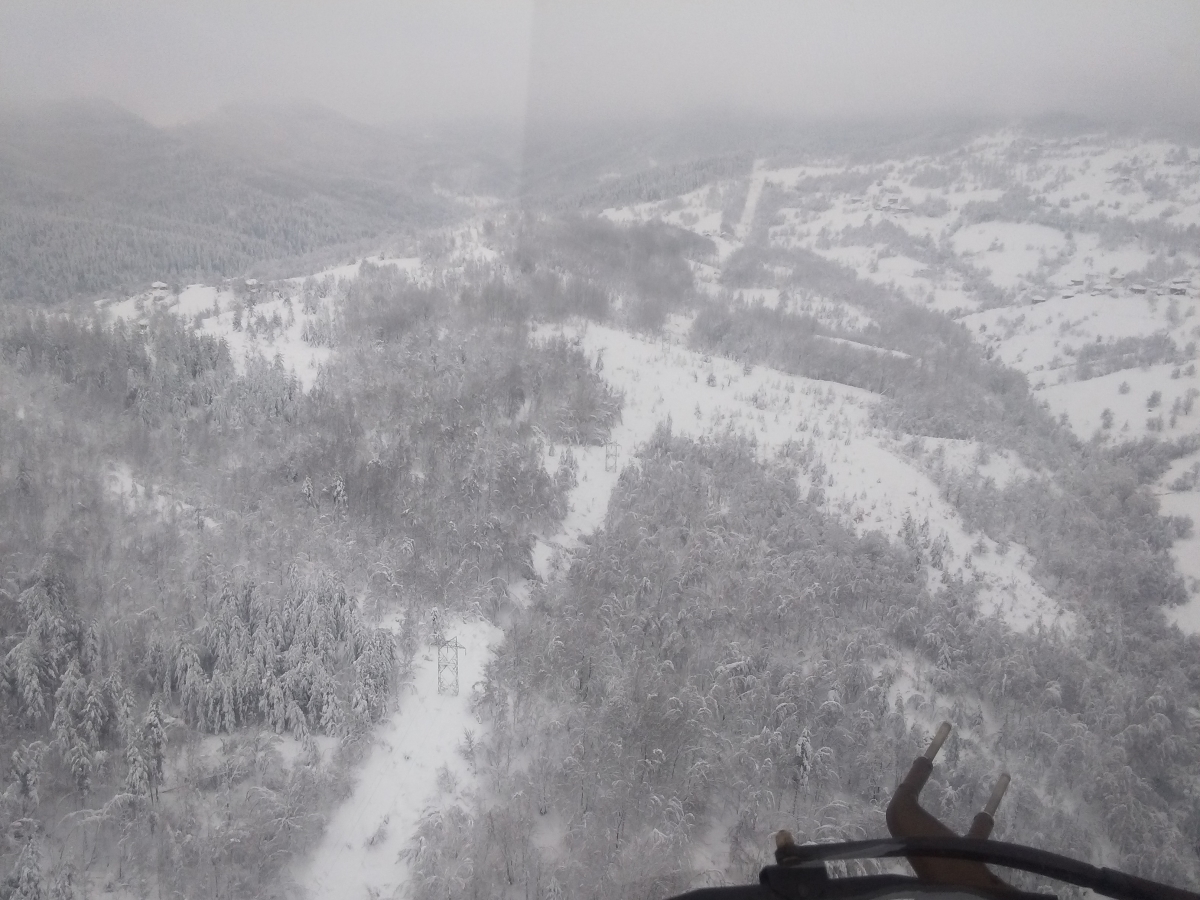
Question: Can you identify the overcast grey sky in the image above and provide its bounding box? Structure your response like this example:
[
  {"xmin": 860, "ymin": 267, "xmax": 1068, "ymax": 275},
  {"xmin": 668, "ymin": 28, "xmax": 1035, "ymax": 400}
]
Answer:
[{"xmin": 1, "ymin": 1, "xmax": 1197, "ymax": 127}]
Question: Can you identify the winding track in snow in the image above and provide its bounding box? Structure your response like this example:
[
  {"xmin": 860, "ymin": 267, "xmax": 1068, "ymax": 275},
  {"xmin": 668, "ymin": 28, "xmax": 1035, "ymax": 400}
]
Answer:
[{"xmin": 299, "ymin": 336, "xmax": 639, "ymax": 900}]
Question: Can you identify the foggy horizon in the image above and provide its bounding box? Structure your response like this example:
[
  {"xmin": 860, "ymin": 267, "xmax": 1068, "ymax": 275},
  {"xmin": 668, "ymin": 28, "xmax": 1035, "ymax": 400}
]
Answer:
[
  {"xmin": 6, "ymin": 3, "xmax": 1200, "ymax": 899},
  {"xmin": 2, "ymin": 1, "xmax": 1198, "ymax": 130}
]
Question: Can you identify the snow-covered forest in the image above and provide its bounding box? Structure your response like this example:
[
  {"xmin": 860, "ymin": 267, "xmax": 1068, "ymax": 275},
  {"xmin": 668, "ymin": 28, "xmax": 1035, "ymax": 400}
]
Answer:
[{"xmin": 3, "ymin": 60, "xmax": 1200, "ymax": 900}]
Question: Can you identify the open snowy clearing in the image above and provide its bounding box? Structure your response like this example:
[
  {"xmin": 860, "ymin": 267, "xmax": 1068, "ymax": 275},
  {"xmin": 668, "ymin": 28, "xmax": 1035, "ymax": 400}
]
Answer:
[
  {"xmin": 283, "ymin": 255, "xmax": 423, "ymax": 286},
  {"xmin": 99, "ymin": 255, "xmax": 427, "ymax": 393},
  {"xmin": 735, "ymin": 161, "xmax": 767, "ymax": 241},
  {"xmin": 1037, "ymin": 364, "xmax": 1198, "ymax": 439},
  {"xmin": 550, "ymin": 129, "xmax": 1200, "ymax": 638},
  {"xmin": 909, "ymin": 437, "xmax": 1038, "ymax": 491},
  {"xmin": 302, "ymin": 616, "xmax": 503, "ymax": 900},
  {"xmin": 106, "ymin": 462, "xmax": 220, "ymax": 531},
  {"xmin": 532, "ymin": 320, "xmax": 1072, "ymax": 635},
  {"xmin": 951, "ymin": 222, "xmax": 1066, "ymax": 290}
]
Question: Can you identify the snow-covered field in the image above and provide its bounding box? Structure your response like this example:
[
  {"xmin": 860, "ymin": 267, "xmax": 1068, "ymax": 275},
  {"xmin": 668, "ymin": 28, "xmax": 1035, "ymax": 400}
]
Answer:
[
  {"xmin": 98, "ymin": 255, "xmax": 424, "ymax": 391},
  {"xmin": 951, "ymin": 222, "xmax": 1066, "ymax": 290},
  {"xmin": 599, "ymin": 127, "xmax": 1200, "ymax": 634},
  {"xmin": 106, "ymin": 461, "xmax": 220, "ymax": 531},
  {"xmin": 534, "ymin": 319, "xmax": 1071, "ymax": 634},
  {"xmin": 303, "ymin": 615, "xmax": 503, "ymax": 900}
]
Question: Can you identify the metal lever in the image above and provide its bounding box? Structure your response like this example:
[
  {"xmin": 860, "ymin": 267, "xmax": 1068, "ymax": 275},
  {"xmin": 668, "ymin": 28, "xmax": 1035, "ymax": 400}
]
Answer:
[{"xmin": 885, "ymin": 722, "xmax": 1017, "ymax": 894}]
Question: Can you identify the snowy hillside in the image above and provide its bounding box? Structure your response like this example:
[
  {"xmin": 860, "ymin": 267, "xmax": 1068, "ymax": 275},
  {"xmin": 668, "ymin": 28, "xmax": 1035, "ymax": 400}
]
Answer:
[
  {"xmin": 98, "ymin": 255, "xmax": 424, "ymax": 391},
  {"xmin": 600, "ymin": 127, "xmax": 1200, "ymax": 633},
  {"xmin": 86, "ymin": 227, "xmax": 1079, "ymax": 897},
  {"xmin": 51, "ymin": 125, "xmax": 1198, "ymax": 900},
  {"xmin": 534, "ymin": 320, "xmax": 1070, "ymax": 634}
]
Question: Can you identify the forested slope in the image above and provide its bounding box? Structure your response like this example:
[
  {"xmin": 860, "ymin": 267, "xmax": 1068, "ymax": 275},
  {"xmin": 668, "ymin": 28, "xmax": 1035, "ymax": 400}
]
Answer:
[
  {"xmin": 414, "ymin": 427, "xmax": 1200, "ymax": 899},
  {"xmin": 3, "ymin": 116, "xmax": 1200, "ymax": 900},
  {"xmin": 0, "ymin": 261, "xmax": 621, "ymax": 898},
  {"xmin": 399, "ymin": 173, "xmax": 1200, "ymax": 896},
  {"xmin": 0, "ymin": 101, "xmax": 452, "ymax": 305}
]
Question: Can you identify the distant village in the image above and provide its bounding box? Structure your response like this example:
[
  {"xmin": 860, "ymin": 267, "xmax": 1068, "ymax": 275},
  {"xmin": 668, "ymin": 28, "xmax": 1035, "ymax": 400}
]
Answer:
[{"xmin": 1042, "ymin": 274, "xmax": 1193, "ymax": 303}]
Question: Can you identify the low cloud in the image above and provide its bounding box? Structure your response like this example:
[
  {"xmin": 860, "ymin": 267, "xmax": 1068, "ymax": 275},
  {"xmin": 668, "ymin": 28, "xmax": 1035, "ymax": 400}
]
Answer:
[{"xmin": 1, "ymin": 0, "xmax": 1196, "ymax": 127}]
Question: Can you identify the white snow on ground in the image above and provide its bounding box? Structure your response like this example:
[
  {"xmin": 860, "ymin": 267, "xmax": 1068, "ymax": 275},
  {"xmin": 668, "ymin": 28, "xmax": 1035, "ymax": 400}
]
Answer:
[
  {"xmin": 735, "ymin": 161, "xmax": 767, "ymax": 241},
  {"xmin": 304, "ymin": 321, "xmax": 638, "ymax": 900},
  {"xmin": 913, "ymin": 437, "xmax": 1037, "ymax": 490},
  {"xmin": 531, "ymin": 322, "xmax": 1073, "ymax": 635},
  {"xmin": 173, "ymin": 284, "xmax": 233, "ymax": 320},
  {"xmin": 603, "ymin": 184, "xmax": 726, "ymax": 240},
  {"xmin": 87, "ymin": 129, "xmax": 1200, "ymax": 890},
  {"xmin": 296, "ymin": 132, "xmax": 1200, "ymax": 896},
  {"xmin": 960, "ymin": 293, "xmax": 1193, "ymax": 385},
  {"xmin": 169, "ymin": 733, "xmax": 340, "ymax": 791},
  {"xmin": 99, "ymin": 256, "xmax": 427, "ymax": 393},
  {"xmin": 105, "ymin": 462, "xmax": 220, "ymax": 531},
  {"xmin": 732, "ymin": 287, "xmax": 781, "ymax": 309},
  {"xmin": 786, "ymin": 295, "xmax": 877, "ymax": 332},
  {"xmin": 599, "ymin": 128, "xmax": 1200, "ymax": 636},
  {"xmin": 284, "ymin": 255, "xmax": 422, "ymax": 286},
  {"xmin": 950, "ymin": 273, "xmax": 1200, "ymax": 543},
  {"xmin": 91, "ymin": 235, "xmax": 1079, "ymax": 892},
  {"xmin": 870, "ymin": 254, "xmax": 933, "ymax": 291},
  {"xmin": 600, "ymin": 158, "xmax": 766, "ymax": 254},
  {"xmin": 303, "ymin": 616, "xmax": 503, "ymax": 900},
  {"xmin": 1037, "ymin": 364, "xmax": 1194, "ymax": 438},
  {"xmin": 904, "ymin": 275, "xmax": 980, "ymax": 316},
  {"xmin": 951, "ymin": 222, "xmax": 1066, "ymax": 290},
  {"xmin": 197, "ymin": 291, "xmax": 334, "ymax": 391},
  {"xmin": 814, "ymin": 334, "xmax": 911, "ymax": 359}
]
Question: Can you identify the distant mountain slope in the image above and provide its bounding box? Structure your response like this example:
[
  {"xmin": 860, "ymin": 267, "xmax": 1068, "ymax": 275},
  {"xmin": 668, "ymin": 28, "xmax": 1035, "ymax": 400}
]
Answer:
[
  {"xmin": 0, "ymin": 100, "xmax": 454, "ymax": 304},
  {"xmin": 177, "ymin": 103, "xmax": 520, "ymax": 197},
  {"xmin": 516, "ymin": 114, "xmax": 993, "ymax": 212}
]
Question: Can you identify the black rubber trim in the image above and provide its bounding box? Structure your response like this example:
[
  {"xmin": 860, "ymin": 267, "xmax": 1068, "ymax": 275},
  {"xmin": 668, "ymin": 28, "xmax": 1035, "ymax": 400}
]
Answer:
[
  {"xmin": 778, "ymin": 837, "xmax": 1200, "ymax": 900},
  {"xmin": 669, "ymin": 872, "xmax": 1049, "ymax": 900}
]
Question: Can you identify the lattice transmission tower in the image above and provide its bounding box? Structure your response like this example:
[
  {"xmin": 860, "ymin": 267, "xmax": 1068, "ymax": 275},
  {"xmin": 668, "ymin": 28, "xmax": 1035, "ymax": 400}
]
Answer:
[
  {"xmin": 604, "ymin": 440, "xmax": 621, "ymax": 472},
  {"xmin": 436, "ymin": 634, "xmax": 464, "ymax": 695}
]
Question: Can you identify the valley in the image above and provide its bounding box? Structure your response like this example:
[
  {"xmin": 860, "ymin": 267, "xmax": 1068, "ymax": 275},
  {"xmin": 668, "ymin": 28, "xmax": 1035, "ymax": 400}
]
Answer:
[{"xmin": 3, "ymin": 115, "xmax": 1200, "ymax": 899}]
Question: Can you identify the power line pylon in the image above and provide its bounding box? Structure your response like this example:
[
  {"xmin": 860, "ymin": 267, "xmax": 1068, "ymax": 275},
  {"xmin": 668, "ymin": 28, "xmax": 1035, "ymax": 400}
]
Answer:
[
  {"xmin": 604, "ymin": 440, "xmax": 620, "ymax": 472},
  {"xmin": 436, "ymin": 634, "xmax": 463, "ymax": 695}
]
